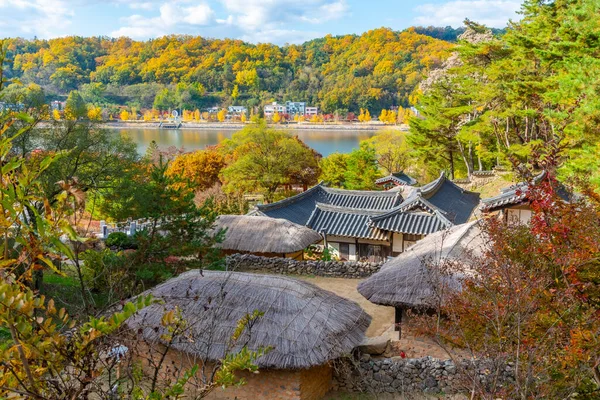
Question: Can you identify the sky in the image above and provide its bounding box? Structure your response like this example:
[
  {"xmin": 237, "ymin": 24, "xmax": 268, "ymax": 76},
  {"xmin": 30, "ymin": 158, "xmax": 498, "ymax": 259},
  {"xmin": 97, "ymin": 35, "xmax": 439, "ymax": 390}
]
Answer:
[{"xmin": 0, "ymin": 0, "xmax": 523, "ymax": 44}]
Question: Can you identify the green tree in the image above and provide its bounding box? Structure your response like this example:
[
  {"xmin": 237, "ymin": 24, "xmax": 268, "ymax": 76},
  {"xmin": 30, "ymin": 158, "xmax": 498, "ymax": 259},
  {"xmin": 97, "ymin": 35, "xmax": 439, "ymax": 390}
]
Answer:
[
  {"xmin": 319, "ymin": 153, "xmax": 349, "ymax": 188},
  {"xmin": 64, "ymin": 90, "xmax": 88, "ymax": 120},
  {"xmin": 343, "ymin": 144, "xmax": 381, "ymax": 190},
  {"xmin": 364, "ymin": 129, "xmax": 411, "ymax": 175},
  {"xmin": 220, "ymin": 120, "xmax": 320, "ymax": 202}
]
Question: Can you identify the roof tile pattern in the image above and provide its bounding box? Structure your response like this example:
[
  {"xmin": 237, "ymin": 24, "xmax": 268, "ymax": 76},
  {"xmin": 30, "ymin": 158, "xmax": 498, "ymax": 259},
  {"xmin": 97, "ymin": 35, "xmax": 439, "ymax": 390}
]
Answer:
[
  {"xmin": 306, "ymin": 204, "xmax": 388, "ymax": 241},
  {"xmin": 370, "ymin": 211, "xmax": 450, "ymax": 235},
  {"xmin": 375, "ymin": 172, "xmax": 418, "ymax": 186},
  {"xmin": 255, "ymin": 184, "xmax": 401, "ymax": 225}
]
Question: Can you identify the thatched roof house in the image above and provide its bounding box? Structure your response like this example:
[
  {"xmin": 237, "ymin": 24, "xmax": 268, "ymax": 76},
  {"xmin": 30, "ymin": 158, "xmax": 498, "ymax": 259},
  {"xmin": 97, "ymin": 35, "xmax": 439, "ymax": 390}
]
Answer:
[
  {"xmin": 215, "ymin": 215, "xmax": 321, "ymax": 259},
  {"xmin": 357, "ymin": 222, "xmax": 485, "ymax": 336},
  {"xmin": 125, "ymin": 270, "xmax": 371, "ymax": 399}
]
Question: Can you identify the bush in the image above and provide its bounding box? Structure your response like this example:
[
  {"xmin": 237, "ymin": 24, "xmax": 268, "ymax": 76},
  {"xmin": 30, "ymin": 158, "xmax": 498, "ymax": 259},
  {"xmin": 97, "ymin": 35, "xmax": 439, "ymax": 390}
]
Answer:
[{"xmin": 105, "ymin": 232, "xmax": 135, "ymax": 249}]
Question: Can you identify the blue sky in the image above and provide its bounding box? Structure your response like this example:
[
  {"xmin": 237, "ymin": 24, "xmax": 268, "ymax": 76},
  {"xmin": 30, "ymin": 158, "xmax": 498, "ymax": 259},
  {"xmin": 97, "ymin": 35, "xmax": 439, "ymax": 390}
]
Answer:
[{"xmin": 0, "ymin": 0, "xmax": 522, "ymax": 44}]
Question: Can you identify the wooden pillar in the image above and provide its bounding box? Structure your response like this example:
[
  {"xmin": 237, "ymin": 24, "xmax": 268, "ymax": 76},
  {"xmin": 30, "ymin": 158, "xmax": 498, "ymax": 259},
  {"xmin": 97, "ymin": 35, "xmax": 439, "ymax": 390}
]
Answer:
[{"xmin": 395, "ymin": 307, "xmax": 403, "ymax": 339}]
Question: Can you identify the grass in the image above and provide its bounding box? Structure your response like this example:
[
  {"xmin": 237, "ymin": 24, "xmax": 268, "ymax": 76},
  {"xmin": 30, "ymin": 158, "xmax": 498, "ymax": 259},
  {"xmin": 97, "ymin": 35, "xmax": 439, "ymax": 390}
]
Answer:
[{"xmin": 41, "ymin": 265, "xmax": 111, "ymax": 320}]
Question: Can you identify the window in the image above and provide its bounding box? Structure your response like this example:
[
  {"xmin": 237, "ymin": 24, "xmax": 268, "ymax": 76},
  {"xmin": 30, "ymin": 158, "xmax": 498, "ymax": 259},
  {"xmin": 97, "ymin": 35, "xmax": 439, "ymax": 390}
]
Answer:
[{"xmin": 339, "ymin": 243, "xmax": 349, "ymax": 260}]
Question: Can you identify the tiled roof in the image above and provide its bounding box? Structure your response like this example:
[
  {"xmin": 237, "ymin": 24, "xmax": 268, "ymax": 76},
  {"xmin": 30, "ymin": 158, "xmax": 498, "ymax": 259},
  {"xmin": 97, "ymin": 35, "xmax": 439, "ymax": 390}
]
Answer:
[
  {"xmin": 254, "ymin": 183, "xmax": 402, "ymax": 225},
  {"xmin": 306, "ymin": 203, "xmax": 388, "ymax": 241},
  {"xmin": 368, "ymin": 173, "xmax": 480, "ymax": 234},
  {"xmin": 252, "ymin": 173, "xmax": 480, "ymax": 240},
  {"xmin": 480, "ymin": 171, "xmax": 551, "ymax": 212},
  {"xmin": 370, "ymin": 211, "xmax": 452, "ymax": 235},
  {"xmin": 375, "ymin": 172, "xmax": 418, "ymax": 186}
]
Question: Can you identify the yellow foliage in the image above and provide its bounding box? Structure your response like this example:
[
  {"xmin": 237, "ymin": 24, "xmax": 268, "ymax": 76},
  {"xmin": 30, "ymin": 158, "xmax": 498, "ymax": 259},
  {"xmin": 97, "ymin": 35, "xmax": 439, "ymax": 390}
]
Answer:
[
  {"xmin": 52, "ymin": 109, "xmax": 61, "ymax": 121},
  {"xmin": 87, "ymin": 106, "xmax": 102, "ymax": 121},
  {"xmin": 143, "ymin": 111, "xmax": 153, "ymax": 121},
  {"xmin": 194, "ymin": 109, "xmax": 201, "ymax": 121},
  {"xmin": 358, "ymin": 108, "xmax": 372, "ymax": 123},
  {"xmin": 241, "ymin": 112, "xmax": 247, "ymax": 122},
  {"xmin": 310, "ymin": 114, "xmax": 323, "ymax": 123},
  {"xmin": 166, "ymin": 149, "xmax": 226, "ymax": 191},
  {"xmin": 217, "ymin": 109, "xmax": 227, "ymax": 122},
  {"xmin": 120, "ymin": 110, "xmax": 130, "ymax": 121},
  {"xmin": 272, "ymin": 112, "xmax": 281, "ymax": 123}
]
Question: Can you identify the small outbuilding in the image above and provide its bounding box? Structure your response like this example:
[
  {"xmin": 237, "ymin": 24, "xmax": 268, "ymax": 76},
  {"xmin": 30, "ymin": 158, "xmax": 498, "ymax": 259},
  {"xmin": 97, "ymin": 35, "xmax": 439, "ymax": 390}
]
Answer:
[
  {"xmin": 124, "ymin": 270, "xmax": 371, "ymax": 400},
  {"xmin": 357, "ymin": 221, "xmax": 485, "ymax": 337},
  {"xmin": 215, "ymin": 215, "xmax": 322, "ymax": 260}
]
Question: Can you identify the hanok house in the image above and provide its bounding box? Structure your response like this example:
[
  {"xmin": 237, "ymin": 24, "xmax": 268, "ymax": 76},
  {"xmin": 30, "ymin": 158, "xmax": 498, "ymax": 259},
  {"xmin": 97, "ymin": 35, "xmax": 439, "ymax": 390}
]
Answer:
[
  {"xmin": 123, "ymin": 270, "xmax": 371, "ymax": 400},
  {"xmin": 357, "ymin": 221, "xmax": 485, "ymax": 338},
  {"xmin": 375, "ymin": 171, "xmax": 417, "ymax": 190},
  {"xmin": 480, "ymin": 170, "xmax": 571, "ymax": 224},
  {"xmin": 214, "ymin": 215, "xmax": 322, "ymax": 260},
  {"xmin": 251, "ymin": 173, "xmax": 480, "ymax": 262}
]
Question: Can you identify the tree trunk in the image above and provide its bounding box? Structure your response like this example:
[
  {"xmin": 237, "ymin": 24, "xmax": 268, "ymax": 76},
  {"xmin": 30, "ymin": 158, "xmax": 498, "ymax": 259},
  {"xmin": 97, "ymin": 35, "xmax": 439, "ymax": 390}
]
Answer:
[{"xmin": 449, "ymin": 151, "xmax": 455, "ymax": 180}]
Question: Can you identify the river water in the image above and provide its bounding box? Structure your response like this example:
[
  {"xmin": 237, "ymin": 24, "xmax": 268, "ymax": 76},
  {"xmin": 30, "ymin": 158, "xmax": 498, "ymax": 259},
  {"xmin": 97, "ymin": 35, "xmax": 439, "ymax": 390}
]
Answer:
[{"xmin": 118, "ymin": 128, "xmax": 377, "ymax": 157}]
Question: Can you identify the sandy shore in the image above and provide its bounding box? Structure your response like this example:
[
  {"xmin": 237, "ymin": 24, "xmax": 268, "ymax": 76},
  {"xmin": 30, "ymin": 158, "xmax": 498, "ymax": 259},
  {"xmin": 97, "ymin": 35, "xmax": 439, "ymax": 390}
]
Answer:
[{"xmin": 101, "ymin": 121, "xmax": 407, "ymax": 131}]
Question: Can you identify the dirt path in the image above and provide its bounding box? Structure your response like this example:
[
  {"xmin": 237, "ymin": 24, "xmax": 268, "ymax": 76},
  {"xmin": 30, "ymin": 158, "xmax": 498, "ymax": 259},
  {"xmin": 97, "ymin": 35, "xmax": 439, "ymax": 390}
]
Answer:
[{"xmin": 297, "ymin": 276, "xmax": 394, "ymax": 337}]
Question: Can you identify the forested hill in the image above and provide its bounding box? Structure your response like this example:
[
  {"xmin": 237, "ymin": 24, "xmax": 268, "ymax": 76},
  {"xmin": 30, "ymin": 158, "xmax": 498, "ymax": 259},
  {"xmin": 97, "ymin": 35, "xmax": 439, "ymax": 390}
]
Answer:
[{"xmin": 2, "ymin": 28, "xmax": 452, "ymax": 113}]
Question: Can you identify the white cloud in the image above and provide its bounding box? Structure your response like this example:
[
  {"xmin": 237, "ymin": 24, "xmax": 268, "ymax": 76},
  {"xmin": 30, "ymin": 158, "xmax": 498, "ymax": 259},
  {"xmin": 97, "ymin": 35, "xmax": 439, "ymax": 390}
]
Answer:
[
  {"xmin": 0, "ymin": 0, "xmax": 74, "ymax": 38},
  {"xmin": 218, "ymin": 0, "xmax": 348, "ymax": 44},
  {"xmin": 130, "ymin": 2, "xmax": 155, "ymax": 10},
  {"xmin": 413, "ymin": 0, "xmax": 521, "ymax": 28},
  {"xmin": 111, "ymin": 1, "xmax": 215, "ymax": 38}
]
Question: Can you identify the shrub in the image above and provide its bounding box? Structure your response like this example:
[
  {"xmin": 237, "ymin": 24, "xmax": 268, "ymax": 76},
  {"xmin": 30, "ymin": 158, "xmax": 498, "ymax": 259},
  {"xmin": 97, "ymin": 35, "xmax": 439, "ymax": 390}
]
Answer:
[{"xmin": 105, "ymin": 232, "xmax": 135, "ymax": 249}]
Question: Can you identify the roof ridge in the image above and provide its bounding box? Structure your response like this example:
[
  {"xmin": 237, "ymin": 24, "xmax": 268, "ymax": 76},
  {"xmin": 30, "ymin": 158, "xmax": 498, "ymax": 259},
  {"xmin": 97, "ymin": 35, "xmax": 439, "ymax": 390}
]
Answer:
[
  {"xmin": 256, "ymin": 183, "xmax": 325, "ymax": 211},
  {"xmin": 314, "ymin": 202, "xmax": 388, "ymax": 216},
  {"xmin": 322, "ymin": 186, "xmax": 400, "ymax": 196}
]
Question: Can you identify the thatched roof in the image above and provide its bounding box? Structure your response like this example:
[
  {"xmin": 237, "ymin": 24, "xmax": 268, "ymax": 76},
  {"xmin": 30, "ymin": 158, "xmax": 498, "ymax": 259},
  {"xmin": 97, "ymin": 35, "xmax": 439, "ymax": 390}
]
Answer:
[
  {"xmin": 124, "ymin": 270, "xmax": 371, "ymax": 369},
  {"xmin": 215, "ymin": 215, "xmax": 322, "ymax": 254},
  {"xmin": 357, "ymin": 221, "xmax": 486, "ymax": 309}
]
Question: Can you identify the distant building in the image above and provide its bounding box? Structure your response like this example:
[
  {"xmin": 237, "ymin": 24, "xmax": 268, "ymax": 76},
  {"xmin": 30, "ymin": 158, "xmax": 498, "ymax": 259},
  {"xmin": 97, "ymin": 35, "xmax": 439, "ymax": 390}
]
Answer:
[
  {"xmin": 228, "ymin": 106, "xmax": 247, "ymax": 114},
  {"xmin": 50, "ymin": 101, "xmax": 66, "ymax": 111},
  {"xmin": 286, "ymin": 101, "xmax": 306, "ymax": 116},
  {"xmin": 264, "ymin": 102, "xmax": 287, "ymax": 117},
  {"xmin": 0, "ymin": 102, "xmax": 25, "ymax": 112},
  {"xmin": 305, "ymin": 106, "xmax": 319, "ymax": 116},
  {"xmin": 205, "ymin": 106, "xmax": 220, "ymax": 114},
  {"xmin": 264, "ymin": 102, "xmax": 318, "ymax": 117}
]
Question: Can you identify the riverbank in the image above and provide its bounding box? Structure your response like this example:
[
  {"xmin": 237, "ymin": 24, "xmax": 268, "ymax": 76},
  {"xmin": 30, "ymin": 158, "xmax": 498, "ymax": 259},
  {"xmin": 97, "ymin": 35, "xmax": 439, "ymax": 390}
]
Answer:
[{"xmin": 101, "ymin": 121, "xmax": 407, "ymax": 131}]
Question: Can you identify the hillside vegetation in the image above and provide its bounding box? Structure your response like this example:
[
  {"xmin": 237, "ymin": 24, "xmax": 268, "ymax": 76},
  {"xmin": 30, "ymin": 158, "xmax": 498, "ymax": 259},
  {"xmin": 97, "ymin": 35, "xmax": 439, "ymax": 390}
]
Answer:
[{"xmin": 3, "ymin": 28, "xmax": 452, "ymax": 113}]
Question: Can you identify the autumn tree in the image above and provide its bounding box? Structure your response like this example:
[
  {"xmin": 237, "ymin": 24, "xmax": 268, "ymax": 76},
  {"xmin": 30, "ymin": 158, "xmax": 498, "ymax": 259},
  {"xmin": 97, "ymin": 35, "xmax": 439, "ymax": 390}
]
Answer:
[
  {"xmin": 416, "ymin": 170, "xmax": 600, "ymax": 398},
  {"xmin": 364, "ymin": 129, "xmax": 411, "ymax": 174},
  {"xmin": 166, "ymin": 148, "xmax": 226, "ymax": 192},
  {"xmin": 217, "ymin": 108, "xmax": 227, "ymax": 122},
  {"xmin": 220, "ymin": 120, "xmax": 320, "ymax": 202}
]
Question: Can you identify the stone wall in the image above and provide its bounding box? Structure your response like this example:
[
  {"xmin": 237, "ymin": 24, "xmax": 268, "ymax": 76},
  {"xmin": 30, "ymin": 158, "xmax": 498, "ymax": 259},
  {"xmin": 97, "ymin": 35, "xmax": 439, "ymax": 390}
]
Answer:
[
  {"xmin": 225, "ymin": 254, "xmax": 383, "ymax": 279},
  {"xmin": 333, "ymin": 355, "xmax": 514, "ymax": 395}
]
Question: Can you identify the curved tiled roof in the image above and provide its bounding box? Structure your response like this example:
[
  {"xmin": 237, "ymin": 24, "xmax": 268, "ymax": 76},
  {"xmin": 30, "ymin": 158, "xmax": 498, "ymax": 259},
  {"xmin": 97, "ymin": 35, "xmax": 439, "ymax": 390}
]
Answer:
[
  {"xmin": 370, "ymin": 211, "xmax": 452, "ymax": 235},
  {"xmin": 480, "ymin": 171, "xmax": 551, "ymax": 212},
  {"xmin": 306, "ymin": 203, "xmax": 389, "ymax": 241},
  {"xmin": 375, "ymin": 172, "xmax": 417, "ymax": 186},
  {"xmin": 370, "ymin": 173, "xmax": 480, "ymax": 231},
  {"xmin": 254, "ymin": 183, "xmax": 402, "ymax": 225}
]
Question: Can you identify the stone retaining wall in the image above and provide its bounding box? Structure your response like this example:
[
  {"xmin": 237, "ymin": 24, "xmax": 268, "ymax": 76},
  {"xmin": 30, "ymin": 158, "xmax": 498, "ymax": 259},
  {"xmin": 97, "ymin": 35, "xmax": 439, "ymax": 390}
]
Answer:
[
  {"xmin": 225, "ymin": 254, "xmax": 383, "ymax": 278},
  {"xmin": 333, "ymin": 355, "xmax": 514, "ymax": 395}
]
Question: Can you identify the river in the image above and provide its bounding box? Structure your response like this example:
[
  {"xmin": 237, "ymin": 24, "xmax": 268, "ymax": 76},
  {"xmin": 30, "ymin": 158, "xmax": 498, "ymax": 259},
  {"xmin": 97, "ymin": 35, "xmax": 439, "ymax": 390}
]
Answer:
[{"xmin": 117, "ymin": 128, "xmax": 377, "ymax": 156}]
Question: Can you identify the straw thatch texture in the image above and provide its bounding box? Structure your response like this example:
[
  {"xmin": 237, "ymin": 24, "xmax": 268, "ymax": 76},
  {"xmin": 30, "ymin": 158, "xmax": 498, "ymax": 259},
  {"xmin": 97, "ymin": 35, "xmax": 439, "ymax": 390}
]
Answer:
[
  {"xmin": 357, "ymin": 221, "xmax": 486, "ymax": 309},
  {"xmin": 125, "ymin": 270, "xmax": 371, "ymax": 369},
  {"xmin": 215, "ymin": 215, "xmax": 322, "ymax": 254}
]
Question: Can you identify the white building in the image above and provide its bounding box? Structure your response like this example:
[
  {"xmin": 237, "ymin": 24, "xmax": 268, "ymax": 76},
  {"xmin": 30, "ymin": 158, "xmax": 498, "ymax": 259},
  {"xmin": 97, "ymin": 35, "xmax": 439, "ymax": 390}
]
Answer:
[
  {"xmin": 264, "ymin": 102, "xmax": 287, "ymax": 116},
  {"xmin": 228, "ymin": 106, "xmax": 247, "ymax": 114},
  {"xmin": 305, "ymin": 106, "xmax": 318, "ymax": 116}
]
